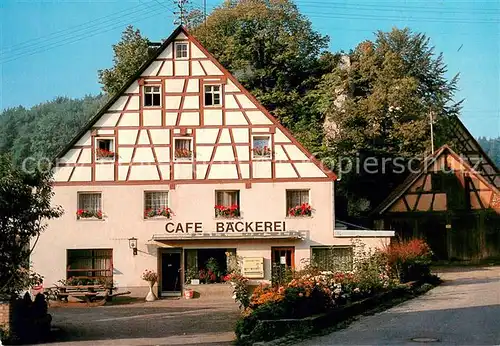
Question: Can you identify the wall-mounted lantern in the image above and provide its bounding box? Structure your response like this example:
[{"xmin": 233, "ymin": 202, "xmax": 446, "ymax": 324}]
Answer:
[{"xmin": 128, "ymin": 237, "xmax": 138, "ymax": 256}]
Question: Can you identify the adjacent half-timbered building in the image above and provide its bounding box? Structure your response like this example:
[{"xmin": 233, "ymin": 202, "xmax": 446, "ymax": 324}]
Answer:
[
  {"xmin": 374, "ymin": 145, "xmax": 500, "ymax": 261},
  {"xmin": 31, "ymin": 26, "xmax": 392, "ymax": 296}
]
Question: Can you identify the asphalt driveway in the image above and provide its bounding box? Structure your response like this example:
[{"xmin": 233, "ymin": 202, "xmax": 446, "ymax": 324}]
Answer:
[
  {"xmin": 41, "ymin": 297, "xmax": 240, "ymax": 346},
  {"xmin": 300, "ymin": 266, "xmax": 500, "ymax": 345}
]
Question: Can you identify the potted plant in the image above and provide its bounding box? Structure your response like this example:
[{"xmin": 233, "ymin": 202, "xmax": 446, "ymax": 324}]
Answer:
[
  {"xmin": 185, "ymin": 268, "xmax": 199, "ymax": 285},
  {"xmin": 141, "ymin": 269, "xmax": 158, "ymax": 302}
]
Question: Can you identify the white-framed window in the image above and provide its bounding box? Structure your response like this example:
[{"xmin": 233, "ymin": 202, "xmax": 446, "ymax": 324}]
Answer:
[
  {"xmin": 215, "ymin": 190, "xmax": 240, "ymax": 218},
  {"xmin": 77, "ymin": 192, "xmax": 103, "ymax": 219},
  {"xmin": 174, "ymin": 138, "xmax": 193, "ymax": 160},
  {"xmin": 175, "ymin": 42, "xmax": 188, "ymax": 59},
  {"xmin": 144, "ymin": 191, "xmax": 171, "ymax": 218},
  {"xmin": 144, "ymin": 85, "xmax": 161, "ymax": 107},
  {"xmin": 204, "ymin": 85, "xmax": 221, "ymax": 106},
  {"xmin": 95, "ymin": 138, "xmax": 115, "ymax": 161},
  {"xmin": 252, "ymin": 135, "xmax": 271, "ymax": 159},
  {"xmin": 311, "ymin": 246, "xmax": 353, "ymax": 272},
  {"xmin": 286, "ymin": 189, "xmax": 311, "ymax": 216}
]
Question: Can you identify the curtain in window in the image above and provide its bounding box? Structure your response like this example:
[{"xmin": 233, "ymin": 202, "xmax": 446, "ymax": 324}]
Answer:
[
  {"xmin": 78, "ymin": 193, "xmax": 101, "ymax": 212},
  {"xmin": 216, "ymin": 191, "xmax": 238, "ymax": 206},
  {"xmin": 286, "ymin": 190, "xmax": 309, "ymax": 209},
  {"xmin": 145, "ymin": 192, "xmax": 168, "ymax": 210}
]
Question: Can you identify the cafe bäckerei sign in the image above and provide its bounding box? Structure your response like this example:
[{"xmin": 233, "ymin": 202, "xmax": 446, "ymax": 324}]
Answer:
[{"xmin": 165, "ymin": 221, "xmax": 287, "ymax": 234}]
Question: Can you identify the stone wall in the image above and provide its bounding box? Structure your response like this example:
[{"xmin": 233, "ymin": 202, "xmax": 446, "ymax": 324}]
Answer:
[{"xmin": 0, "ymin": 300, "xmax": 11, "ymax": 332}]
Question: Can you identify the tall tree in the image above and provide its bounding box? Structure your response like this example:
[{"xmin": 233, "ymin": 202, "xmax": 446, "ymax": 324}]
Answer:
[
  {"xmin": 98, "ymin": 25, "xmax": 151, "ymax": 95},
  {"xmin": 191, "ymin": 0, "xmax": 334, "ymax": 151},
  {"xmin": 0, "ymin": 155, "xmax": 62, "ymax": 297},
  {"xmin": 316, "ymin": 28, "xmax": 462, "ymax": 217}
]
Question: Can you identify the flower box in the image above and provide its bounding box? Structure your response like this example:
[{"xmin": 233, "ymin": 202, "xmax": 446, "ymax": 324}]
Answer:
[
  {"xmin": 76, "ymin": 209, "xmax": 103, "ymax": 220},
  {"xmin": 215, "ymin": 204, "xmax": 240, "ymax": 218},
  {"xmin": 96, "ymin": 148, "xmax": 116, "ymax": 160},
  {"xmin": 175, "ymin": 148, "xmax": 192, "ymax": 159},
  {"xmin": 144, "ymin": 207, "xmax": 173, "ymax": 219},
  {"xmin": 252, "ymin": 146, "xmax": 271, "ymax": 158},
  {"xmin": 288, "ymin": 203, "xmax": 312, "ymax": 217}
]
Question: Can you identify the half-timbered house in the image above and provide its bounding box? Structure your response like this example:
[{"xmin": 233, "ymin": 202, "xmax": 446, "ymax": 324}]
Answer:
[
  {"xmin": 374, "ymin": 144, "xmax": 500, "ymax": 261},
  {"xmin": 31, "ymin": 26, "xmax": 392, "ymax": 296}
]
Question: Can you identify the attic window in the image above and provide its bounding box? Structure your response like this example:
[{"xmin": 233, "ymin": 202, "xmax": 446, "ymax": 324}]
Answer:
[
  {"xmin": 175, "ymin": 42, "xmax": 188, "ymax": 59},
  {"xmin": 95, "ymin": 138, "xmax": 115, "ymax": 161},
  {"xmin": 144, "ymin": 86, "xmax": 161, "ymax": 107},
  {"xmin": 204, "ymin": 85, "xmax": 221, "ymax": 106},
  {"xmin": 174, "ymin": 138, "xmax": 193, "ymax": 160},
  {"xmin": 252, "ymin": 135, "xmax": 271, "ymax": 159}
]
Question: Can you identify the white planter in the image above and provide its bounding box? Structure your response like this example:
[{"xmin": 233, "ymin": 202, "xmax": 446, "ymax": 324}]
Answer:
[
  {"xmin": 190, "ymin": 279, "xmax": 200, "ymax": 285},
  {"xmin": 145, "ymin": 283, "xmax": 157, "ymax": 302}
]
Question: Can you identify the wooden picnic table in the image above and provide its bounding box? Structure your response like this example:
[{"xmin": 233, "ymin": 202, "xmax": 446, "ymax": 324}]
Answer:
[{"xmin": 56, "ymin": 284, "xmax": 108, "ymax": 304}]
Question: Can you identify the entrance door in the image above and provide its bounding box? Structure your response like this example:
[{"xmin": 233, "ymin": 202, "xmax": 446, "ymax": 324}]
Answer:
[
  {"xmin": 272, "ymin": 247, "xmax": 295, "ymax": 268},
  {"xmin": 271, "ymin": 247, "xmax": 295, "ymax": 284},
  {"xmin": 160, "ymin": 250, "xmax": 182, "ymax": 296}
]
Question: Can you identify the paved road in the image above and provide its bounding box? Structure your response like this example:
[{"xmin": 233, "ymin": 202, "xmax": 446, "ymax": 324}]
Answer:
[
  {"xmin": 41, "ymin": 297, "xmax": 239, "ymax": 346},
  {"xmin": 300, "ymin": 266, "xmax": 500, "ymax": 345}
]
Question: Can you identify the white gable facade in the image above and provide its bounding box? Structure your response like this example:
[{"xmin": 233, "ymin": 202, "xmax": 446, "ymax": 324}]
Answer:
[{"xmin": 32, "ymin": 27, "xmax": 391, "ymax": 295}]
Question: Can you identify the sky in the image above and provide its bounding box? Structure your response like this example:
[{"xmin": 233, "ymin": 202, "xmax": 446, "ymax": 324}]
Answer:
[{"xmin": 0, "ymin": 0, "xmax": 499, "ymax": 138}]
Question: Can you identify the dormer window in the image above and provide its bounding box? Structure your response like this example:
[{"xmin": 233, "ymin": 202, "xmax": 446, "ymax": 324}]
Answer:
[
  {"xmin": 204, "ymin": 85, "xmax": 221, "ymax": 107},
  {"xmin": 144, "ymin": 86, "xmax": 161, "ymax": 107},
  {"xmin": 175, "ymin": 42, "xmax": 188, "ymax": 59},
  {"xmin": 95, "ymin": 138, "xmax": 115, "ymax": 161}
]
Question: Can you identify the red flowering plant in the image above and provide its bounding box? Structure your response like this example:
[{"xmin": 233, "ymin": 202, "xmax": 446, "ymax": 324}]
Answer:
[
  {"xmin": 175, "ymin": 148, "xmax": 192, "ymax": 159},
  {"xmin": 214, "ymin": 204, "xmax": 240, "ymax": 218},
  {"xmin": 384, "ymin": 239, "xmax": 433, "ymax": 282},
  {"xmin": 288, "ymin": 203, "xmax": 312, "ymax": 217},
  {"xmin": 252, "ymin": 146, "xmax": 271, "ymax": 158},
  {"xmin": 95, "ymin": 148, "xmax": 115, "ymax": 159},
  {"xmin": 144, "ymin": 207, "xmax": 173, "ymax": 219},
  {"xmin": 198, "ymin": 269, "xmax": 217, "ymax": 284},
  {"xmin": 76, "ymin": 209, "xmax": 103, "ymax": 219}
]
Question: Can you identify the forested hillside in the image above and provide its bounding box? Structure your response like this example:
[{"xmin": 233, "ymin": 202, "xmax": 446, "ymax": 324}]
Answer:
[
  {"xmin": 0, "ymin": 95, "xmax": 106, "ymax": 164},
  {"xmin": 478, "ymin": 137, "xmax": 500, "ymax": 167}
]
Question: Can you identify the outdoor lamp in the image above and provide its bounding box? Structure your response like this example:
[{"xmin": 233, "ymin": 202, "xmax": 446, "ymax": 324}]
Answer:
[{"xmin": 128, "ymin": 237, "xmax": 138, "ymax": 256}]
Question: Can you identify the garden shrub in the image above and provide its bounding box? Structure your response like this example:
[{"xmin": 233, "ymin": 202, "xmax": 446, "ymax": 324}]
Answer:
[{"xmin": 385, "ymin": 239, "xmax": 432, "ymax": 282}]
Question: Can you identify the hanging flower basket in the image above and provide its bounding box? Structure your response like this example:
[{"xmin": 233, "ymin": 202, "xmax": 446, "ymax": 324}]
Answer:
[
  {"xmin": 215, "ymin": 204, "xmax": 240, "ymax": 218},
  {"xmin": 288, "ymin": 203, "xmax": 312, "ymax": 217}
]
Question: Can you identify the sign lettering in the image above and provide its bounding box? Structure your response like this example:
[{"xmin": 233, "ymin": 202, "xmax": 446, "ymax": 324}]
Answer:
[{"xmin": 166, "ymin": 221, "xmax": 286, "ymax": 234}]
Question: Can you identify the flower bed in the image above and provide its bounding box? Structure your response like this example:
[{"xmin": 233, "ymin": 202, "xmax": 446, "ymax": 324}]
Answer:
[{"xmin": 235, "ymin": 239, "xmax": 435, "ymax": 344}]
